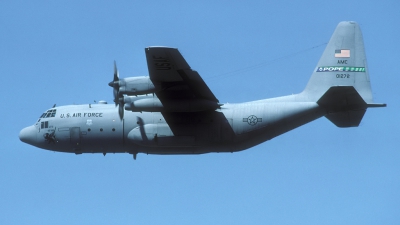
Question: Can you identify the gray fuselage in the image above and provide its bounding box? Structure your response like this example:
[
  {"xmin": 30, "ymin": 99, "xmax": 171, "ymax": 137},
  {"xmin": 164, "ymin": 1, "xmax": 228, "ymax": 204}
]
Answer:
[{"xmin": 20, "ymin": 94, "xmax": 325, "ymax": 156}]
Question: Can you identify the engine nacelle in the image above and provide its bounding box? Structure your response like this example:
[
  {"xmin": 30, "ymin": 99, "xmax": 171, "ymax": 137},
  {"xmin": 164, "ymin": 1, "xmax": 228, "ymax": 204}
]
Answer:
[
  {"xmin": 124, "ymin": 96, "xmax": 220, "ymax": 112},
  {"xmin": 119, "ymin": 76, "xmax": 158, "ymax": 95}
]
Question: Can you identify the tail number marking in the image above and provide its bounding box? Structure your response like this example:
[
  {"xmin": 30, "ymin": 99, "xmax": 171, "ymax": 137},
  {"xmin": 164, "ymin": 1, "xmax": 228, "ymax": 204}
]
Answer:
[{"xmin": 336, "ymin": 74, "xmax": 350, "ymax": 78}]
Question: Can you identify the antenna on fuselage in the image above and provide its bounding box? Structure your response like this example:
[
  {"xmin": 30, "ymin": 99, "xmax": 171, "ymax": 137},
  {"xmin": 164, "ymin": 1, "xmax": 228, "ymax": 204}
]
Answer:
[{"xmin": 52, "ymin": 104, "xmax": 56, "ymax": 108}]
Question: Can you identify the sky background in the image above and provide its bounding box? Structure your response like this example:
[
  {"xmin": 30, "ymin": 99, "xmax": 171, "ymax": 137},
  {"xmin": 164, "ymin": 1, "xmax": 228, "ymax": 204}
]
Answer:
[{"xmin": 1, "ymin": 1, "xmax": 399, "ymax": 224}]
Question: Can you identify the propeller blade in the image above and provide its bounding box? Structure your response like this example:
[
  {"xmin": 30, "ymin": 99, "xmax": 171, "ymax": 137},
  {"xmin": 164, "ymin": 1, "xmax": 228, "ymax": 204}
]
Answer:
[
  {"xmin": 110, "ymin": 60, "xmax": 120, "ymax": 99},
  {"xmin": 118, "ymin": 104, "xmax": 124, "ymax": 120},
  {"xmin": 110, "ymin": 61, "xmax": 124, "ymax": 120},
  {"xmin": 109, "ymin": 61, "xmax": 119, "ymax": 87},
  {"xmin": 136, "ymin": 116, "xmax": 148, "ymax": 142},
  {"xmin": 113, "ymin": 60, "xmax": 119, "ymax": 81},
  {"xmin": 113, "ymin": 88, "xmax": 118, "ymax": 106}
]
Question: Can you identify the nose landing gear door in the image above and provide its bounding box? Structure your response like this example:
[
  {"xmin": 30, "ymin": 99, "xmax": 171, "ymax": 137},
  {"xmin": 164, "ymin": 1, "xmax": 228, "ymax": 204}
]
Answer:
[{"xmin": 70, "ymin": 127, "xmax": 81, "ymax": 150}]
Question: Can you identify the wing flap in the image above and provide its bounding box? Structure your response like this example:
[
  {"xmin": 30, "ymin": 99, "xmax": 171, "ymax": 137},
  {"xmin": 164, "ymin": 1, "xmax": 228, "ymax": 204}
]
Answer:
[{"xmin": 177, "ymin": 69, "xmax": 218, "ymax": 102}]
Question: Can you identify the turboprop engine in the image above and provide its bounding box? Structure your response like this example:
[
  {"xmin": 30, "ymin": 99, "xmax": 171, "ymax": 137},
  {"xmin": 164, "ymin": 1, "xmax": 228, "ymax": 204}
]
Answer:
[
  {"xmin": 111, "ymin": 76, "xmax": 157, "ymax": 96},
  {"xmin": 109, "ymin": 61, "xmax": 221, "ymax": 118},
  {"xmin": 108, "ymin": 64, "xmax": 158, "ymax": 97},
  {"xmin": 108, "ymin": 61, "xmax": 160, "ymax": 119},
  {"xmin": 123, "ymin": 95, "xmax": 221, "ymax": 112}
]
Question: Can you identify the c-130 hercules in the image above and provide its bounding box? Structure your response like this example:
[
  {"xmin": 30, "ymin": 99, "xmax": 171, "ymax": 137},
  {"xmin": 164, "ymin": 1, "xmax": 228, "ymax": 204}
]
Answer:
[{"xmin": 20, "ymin": 21, "xmax": 386, "ymax": 159}]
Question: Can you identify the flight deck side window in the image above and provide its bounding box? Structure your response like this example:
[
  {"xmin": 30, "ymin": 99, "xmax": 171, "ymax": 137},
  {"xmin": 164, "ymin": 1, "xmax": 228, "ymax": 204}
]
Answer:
[{"xmin": 41, "ymin": 121, "xmax": 49, "ymax": 129}]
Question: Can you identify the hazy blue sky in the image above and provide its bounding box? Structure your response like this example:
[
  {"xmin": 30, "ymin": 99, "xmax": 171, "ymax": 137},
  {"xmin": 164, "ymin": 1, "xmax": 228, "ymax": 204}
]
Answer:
[{"xmin": 1, "ymin": 1, "xmax": 399, "ymax": 224}]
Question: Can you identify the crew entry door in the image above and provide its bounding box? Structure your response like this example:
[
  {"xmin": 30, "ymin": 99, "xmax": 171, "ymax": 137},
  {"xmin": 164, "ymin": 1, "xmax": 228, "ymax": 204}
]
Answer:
[{"xmin": 70, "ymin": 127, "xmax": 81, "ymax": 149}]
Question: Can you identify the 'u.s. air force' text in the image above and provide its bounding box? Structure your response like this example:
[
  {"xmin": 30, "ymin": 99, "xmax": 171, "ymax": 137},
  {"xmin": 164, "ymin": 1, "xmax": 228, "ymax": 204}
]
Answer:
[{"xmin": 60, "ymin": 112, "xmax": 103, "ymax": 118}]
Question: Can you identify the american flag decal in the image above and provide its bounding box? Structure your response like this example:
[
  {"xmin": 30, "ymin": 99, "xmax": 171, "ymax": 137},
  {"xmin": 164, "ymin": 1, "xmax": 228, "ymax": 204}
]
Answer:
[{"xmin": 335, "ymin": 49, "xmax": 350, "ymax": 58}]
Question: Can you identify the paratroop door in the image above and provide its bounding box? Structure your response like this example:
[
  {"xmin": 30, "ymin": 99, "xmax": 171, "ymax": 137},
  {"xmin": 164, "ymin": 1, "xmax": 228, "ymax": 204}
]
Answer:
[{"xmin": 70, "ymin": 127, "xmax": 81, "ymax": 148}]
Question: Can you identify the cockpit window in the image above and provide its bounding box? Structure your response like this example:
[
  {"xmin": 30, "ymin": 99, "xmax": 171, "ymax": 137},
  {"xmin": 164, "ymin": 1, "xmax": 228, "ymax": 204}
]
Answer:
[
  {"xmin": 39, "ymin": 109, "xmax": 57, "ymax": 118},
  {"xmin": 41, "ymin": 121, "xmax": 49, "ymax": 129}
]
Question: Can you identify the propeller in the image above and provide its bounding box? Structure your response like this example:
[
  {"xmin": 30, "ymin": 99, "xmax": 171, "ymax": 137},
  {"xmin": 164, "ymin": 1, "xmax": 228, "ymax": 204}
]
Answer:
[
  {"xmin": 109, "ymin": 61, "xmax": 124, "ymax": 120},
  {"xmin": 108, "ymin": 61, "xmax": 120, "ymax": 105}
]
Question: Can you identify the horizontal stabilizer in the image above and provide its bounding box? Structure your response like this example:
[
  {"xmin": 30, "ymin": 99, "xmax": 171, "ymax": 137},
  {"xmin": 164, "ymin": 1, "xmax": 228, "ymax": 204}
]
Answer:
[
  {"xmin": 318, "ymin": 86, "xmax": 368, "ymax": 127},
  {"xmin": 317, "ymin": 86, "xmax": 366, "ymax": 113},
  {"xmin": 325, "ymin": 110, "xmax": 366, "ymax": 127},
  {"xmin": 367, "ymin": 103, "xmax": 387, "ymax": 108}
]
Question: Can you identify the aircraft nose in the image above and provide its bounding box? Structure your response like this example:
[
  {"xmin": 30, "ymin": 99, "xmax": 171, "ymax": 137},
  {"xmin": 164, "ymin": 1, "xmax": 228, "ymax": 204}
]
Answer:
[{"xmin": 19, "ymin": 126, "xmax": 37, "ymax": 145}]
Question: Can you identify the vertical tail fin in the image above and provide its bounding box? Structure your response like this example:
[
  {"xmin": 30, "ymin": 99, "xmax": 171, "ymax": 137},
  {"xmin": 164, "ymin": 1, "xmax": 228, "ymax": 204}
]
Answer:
[
  {"xmin": 303, "ymin": 21, "xmax": 373, "ymax": 102},
  {"xmin": 302, "ymin": 21, "xmax": 386, "ymax": 127}
]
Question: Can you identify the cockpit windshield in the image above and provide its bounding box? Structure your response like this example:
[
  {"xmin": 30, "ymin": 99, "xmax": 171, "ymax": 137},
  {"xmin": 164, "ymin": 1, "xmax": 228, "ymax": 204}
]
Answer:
[{"xmin": 39, "ymin": 109, "xmax": 57, "ymax": 118}]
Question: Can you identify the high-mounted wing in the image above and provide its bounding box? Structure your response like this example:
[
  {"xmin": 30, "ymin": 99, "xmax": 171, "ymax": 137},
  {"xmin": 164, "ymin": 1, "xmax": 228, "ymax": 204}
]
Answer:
[{"xmin": 145, "ymin": 47, "xmax": 219, "ymax": 112}]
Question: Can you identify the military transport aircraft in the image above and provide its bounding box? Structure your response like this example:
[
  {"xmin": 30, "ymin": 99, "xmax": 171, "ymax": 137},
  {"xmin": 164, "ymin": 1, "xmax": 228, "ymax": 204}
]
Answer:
[{"xmin": 19, "ymin": 21, "xmax": 385, "ymax": 159}]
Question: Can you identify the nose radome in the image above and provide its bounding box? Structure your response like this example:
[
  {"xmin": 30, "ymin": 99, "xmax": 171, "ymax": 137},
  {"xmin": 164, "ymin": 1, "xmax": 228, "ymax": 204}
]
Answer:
[{"xmin": 19, "ymin": 126, "xmax": 37, "ymax": 145}]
